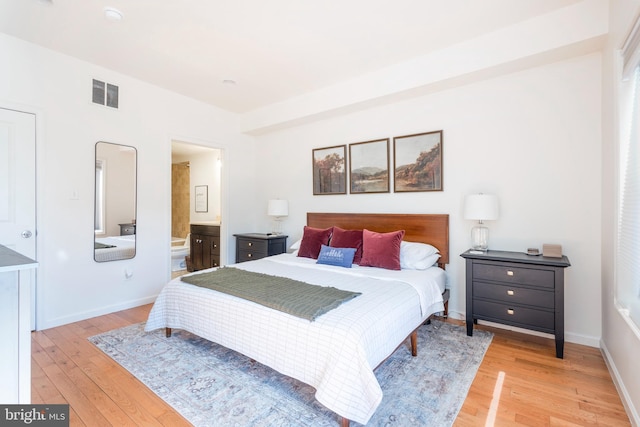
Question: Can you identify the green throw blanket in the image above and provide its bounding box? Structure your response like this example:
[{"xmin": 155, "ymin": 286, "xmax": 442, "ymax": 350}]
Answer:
[
  {"xmin": 181, "ymin": 267, "xmax": 361, "ymax": 321},
  {"xmin": 95, "ymin": 242, "xmax": 116, "ymax": 249}
]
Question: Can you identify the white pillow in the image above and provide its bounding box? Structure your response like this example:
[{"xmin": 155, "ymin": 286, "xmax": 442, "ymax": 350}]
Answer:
[
  {"xmin": 400, "ymin": 241, "xmax": 440, "ymax": 270},
  {"xmin": 290, "ymin": 239, "xmax": 302, "ymax": 250}
]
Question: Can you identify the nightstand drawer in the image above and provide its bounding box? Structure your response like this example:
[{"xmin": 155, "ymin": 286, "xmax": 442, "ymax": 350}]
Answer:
[
  {"xmin": 237, "ymin": 249, "xmax": 266, "ymax": 262},
  {"xmin": 236, "ymin": 239, "xmax": 268, "ymax": 253},
  {"xmin": 473, "ymin": 263, "xmax": 554, "ymax": 288},
  {"xmin": 473, "ymin": 281, "xmax": 554, "ymax": 309},
  {"xmin": 474, "ymin": 300, "xmax": 555, "ymax": 331}
]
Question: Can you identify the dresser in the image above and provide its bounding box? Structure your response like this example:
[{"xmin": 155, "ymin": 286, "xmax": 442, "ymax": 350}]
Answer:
[
  {"xmin": 234, "ymin": 233, "xmax": 288, "ymax": 263},
  {"xmin": 461, "ymin": 249, "xmax": 570, "ymax": 358},
  {"xmin": 189, "ymin": 224, "xmax": 220, "ymax": 271}
]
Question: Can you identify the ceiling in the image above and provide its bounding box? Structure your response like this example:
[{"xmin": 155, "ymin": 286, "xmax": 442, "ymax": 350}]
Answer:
[{"xmin": 1, "ymin": 0, "xmax": 581, "ymax": 114}]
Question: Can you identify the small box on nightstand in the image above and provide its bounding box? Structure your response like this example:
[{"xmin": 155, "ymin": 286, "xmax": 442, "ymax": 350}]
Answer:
[{"xmin": 542, "ymin": 244, "xmax": 562, "ymax": 258}]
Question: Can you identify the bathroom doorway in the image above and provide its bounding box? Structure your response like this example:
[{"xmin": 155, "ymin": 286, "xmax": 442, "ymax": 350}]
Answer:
[{"xmin": 171, "ymin": 140, "xmax": 222, "ymax": 277}]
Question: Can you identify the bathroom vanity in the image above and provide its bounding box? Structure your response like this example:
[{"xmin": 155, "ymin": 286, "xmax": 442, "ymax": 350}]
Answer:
[{"xmin": 189, "ymin": 223, "xmax": 220, "ymax": 271}]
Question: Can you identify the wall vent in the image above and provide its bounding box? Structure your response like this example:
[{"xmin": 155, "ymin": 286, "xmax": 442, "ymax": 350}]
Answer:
[{"xmin": 92, "ymin": 79, "xmax": 119, "ymax": 109}]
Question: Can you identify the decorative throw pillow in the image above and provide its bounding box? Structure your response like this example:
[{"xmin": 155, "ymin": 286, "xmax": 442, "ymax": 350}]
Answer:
[
  {"xmin": 400, "ymin": 241, "xmax": 440, "ymax": 270},
  {"xmin": 297, "ymin": 226, "xmax": 333, "ymax": 259},
  {"xmin": 359, "ymin": 229, "xmax": 405, "ymax": 270},
  {"xmin": 329, "ymin": 227, "xmax": 363, "ymax": 264},
  {"xmin": 316, "ymin": 245, "xmax": 356, "ymax": 268}
]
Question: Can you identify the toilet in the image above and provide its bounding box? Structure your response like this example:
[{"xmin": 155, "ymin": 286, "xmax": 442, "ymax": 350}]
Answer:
[{"xmin": 171, "ymin": 234, "xmax": 190, "ymax": 271}]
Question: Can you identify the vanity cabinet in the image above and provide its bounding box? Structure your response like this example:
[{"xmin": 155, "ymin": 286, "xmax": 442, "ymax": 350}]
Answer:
[{"xmin": 189, "ymin": 224, "xmax": 220, "ymax": 271}]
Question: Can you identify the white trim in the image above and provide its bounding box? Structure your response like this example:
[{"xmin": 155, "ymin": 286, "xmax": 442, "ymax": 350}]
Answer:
[{"xmin": 601, "ymin": 340, "xmax": 640, "ymax": 427}]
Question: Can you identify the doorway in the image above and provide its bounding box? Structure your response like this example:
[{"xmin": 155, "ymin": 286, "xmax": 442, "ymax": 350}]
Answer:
[{"xmin": 171, "ymin": 140, "xmax": 222, "ymax": 277}]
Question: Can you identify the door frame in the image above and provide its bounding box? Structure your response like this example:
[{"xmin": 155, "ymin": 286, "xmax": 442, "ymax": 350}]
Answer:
[
  {"xmin": 0, "ymin": 102, "xmax": 43, "ymax": 330},
  {"xmin": 169, "ymin": 137, "xmax": 227, "ymax": 278}
]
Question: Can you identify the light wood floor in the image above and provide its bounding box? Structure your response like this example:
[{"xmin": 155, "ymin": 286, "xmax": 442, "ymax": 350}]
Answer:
[{"xmin": 31, "ymin": 304, "xmax": 631, "ymax": 426}]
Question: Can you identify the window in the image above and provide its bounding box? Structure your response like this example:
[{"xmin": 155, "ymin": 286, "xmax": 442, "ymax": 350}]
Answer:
[
  {"xmin": 617, "ymin": 23, "xmax": 640, "ymax": 331},
  {"xmin": 95, "ymin": 159, "xmax": 105, "ymax": 234}
]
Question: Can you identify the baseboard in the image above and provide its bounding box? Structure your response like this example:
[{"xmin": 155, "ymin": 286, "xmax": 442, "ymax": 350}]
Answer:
[
  {"xmin": 37, "ymin": 295, "xmax": 157, "ymax": 330},
  {"xmin": 600, "ymin": 340, "xmax": 640, "ymax": 427}
]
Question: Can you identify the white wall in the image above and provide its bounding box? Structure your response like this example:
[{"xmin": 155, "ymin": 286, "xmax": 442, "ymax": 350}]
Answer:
[
  {"xmin": 189, "ymin": 150, "xmax": 222, "ymax": 223},
  {"xmin": 601, "ymin": 1, "xmax": 640, "ymax": 424},
  {"xmin": 253, "ymin": 53, "xmax": 603, "ymax": 347},
  {"xmin": 0, "ymin": 33, "xmax": 257, "ymax": 330}
]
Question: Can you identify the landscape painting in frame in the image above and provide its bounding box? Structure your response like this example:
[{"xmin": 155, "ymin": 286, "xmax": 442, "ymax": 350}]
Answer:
[
  {"xmin": 349, "ymin": 138, "xmax": 389, "ymax": 194},
  {"xmin": 313, "ymin": 145, "xmax": 346, "ymax": 195},
  {"xmin": 394, "ymin": 130, "xmax": 443, "ymax": 192}
]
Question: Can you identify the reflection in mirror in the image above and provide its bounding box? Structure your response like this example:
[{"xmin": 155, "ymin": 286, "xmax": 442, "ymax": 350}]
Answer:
[{"xmin": 94, "ymin": 141, "xmax": 137, "ymax": 262}]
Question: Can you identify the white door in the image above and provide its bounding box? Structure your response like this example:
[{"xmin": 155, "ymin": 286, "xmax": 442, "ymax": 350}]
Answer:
[{"xmin": 0, "ymin": 107, "xmax": 36, "ymax": 328}]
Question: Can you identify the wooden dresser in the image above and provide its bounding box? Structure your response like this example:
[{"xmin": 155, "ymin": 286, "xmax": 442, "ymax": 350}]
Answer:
[
  {"xmin": 234, "ymin": 233, "xmax": 288, "ymax": 263},
  {"xmin": 189, "ymin": 224, "xmax": 220, "ymax": 271},
  {"xmin": 461, "ymin": 249, "xmax": 570, "ymax": 358}
]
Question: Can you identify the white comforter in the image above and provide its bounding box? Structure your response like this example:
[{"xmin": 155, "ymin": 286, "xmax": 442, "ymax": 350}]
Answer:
[
  {"xmin": 94, "ymin": 235, "xmax": 135, "ymax": 261},
  {"xmin": 145, "ymin": 253, "xmax": 445, "ymax": 424}
]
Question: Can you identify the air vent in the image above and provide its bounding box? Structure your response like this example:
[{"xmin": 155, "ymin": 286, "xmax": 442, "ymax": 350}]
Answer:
[{"xmin": 92, "ymin": 79, "xmax": 119, "ymax": 109}]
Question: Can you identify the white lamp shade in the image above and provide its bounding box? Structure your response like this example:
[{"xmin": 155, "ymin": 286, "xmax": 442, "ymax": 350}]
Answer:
[
  {"xmin": 267, "ymin": 199, "xmax": 288, "ymax": 217},
  {"xmin": 463, "ymin": 194, "xmax": 499, "ymax": 221}
]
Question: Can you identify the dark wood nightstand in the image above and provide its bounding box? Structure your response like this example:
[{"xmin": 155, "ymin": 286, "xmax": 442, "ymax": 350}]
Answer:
[
  {"xmin": 119, "ymin": 223, "xmax": 136, "ymax": 235},
  {"xmin": 234, "ymin": 233, "xmax": 288, "ymax": 263},
  {"xmin": 461, "ymin": 249, "xmax": 570, "ymax": 358}
]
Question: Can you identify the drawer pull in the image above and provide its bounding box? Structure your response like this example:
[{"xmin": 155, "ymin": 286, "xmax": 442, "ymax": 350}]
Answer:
[
  {"xmin": 248, "ymin": 242, "xmax": 253, "ymax": 247},
  {"xmin": 213, "ymin": 243, "xmax": 217, "ymax": 248},
  {"xmin": 507, "ymin": 290, "xmax": 515, "ymax": 296},
  {"xmin": 507, "ymin": 309, "xmax": 514, "ymax": 315},
  {"xmin": 248, "ymin": 253, "xmax": 252, "ymax": 258},
  {"xmin": 507, "ymin": 270, "xmax": 514, "ymax": 276}
]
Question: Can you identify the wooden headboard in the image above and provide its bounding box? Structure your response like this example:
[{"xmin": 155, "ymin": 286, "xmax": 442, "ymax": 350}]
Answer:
[{"xmin": 307, "ymin": 212, "xmax": 450, "ymax": 267}]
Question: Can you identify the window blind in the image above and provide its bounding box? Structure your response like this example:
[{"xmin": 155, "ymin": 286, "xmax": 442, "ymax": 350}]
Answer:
[{"xmin": 617, "ymin": 62, "xmax": 640, "ymax": 329}]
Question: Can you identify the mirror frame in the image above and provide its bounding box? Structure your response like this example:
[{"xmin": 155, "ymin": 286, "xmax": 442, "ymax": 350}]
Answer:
[{"xmin": 94, "ymin": 141, "xmax": 137, "ymax": 262}]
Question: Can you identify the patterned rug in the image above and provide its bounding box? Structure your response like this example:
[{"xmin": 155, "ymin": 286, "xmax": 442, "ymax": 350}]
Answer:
[{"xmin": 89, "ymin": 320, "xmax": 492, "ymax": 426}]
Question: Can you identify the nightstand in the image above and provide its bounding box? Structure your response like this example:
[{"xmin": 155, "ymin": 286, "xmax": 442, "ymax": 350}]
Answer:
[
  {"xmin": 234, "ymin": 233, "xmax": 288, "ymax": 263},
  {"xmin": 119, "ymin": 223, "xmax": 136, "ymax": 235},
  {"xmin": 461, "ymin": 249, "xmax": 570, "ymax": 358}
]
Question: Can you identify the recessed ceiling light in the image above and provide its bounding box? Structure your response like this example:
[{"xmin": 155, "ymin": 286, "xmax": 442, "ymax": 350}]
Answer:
[
  {"xmin": 222, "ymin": 79, "xmax": 237, "ymax": 86},
  {"xmin": 104, "ymin": 7, "xmax": 123, "ymax": 21}
]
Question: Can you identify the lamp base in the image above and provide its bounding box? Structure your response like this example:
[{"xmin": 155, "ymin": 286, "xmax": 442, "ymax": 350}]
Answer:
[
  {"xmin": 470, "ymin": 224, "xmax": 489, "ymax": 251},
  {"xmin": 271, "ymin": 218, "xmax": 284, "ymax": 235}
]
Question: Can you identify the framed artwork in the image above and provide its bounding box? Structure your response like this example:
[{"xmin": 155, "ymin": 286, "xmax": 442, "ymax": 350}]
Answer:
[
  {"xmin": 195, "ymin": 185, "xmax": 208, "ymax": 212},
  {"xmin": 349, "ymin": 138, "xmax": 389, "ymax": 194},
  {"xmin": 313, "ymin": 145, "xmax": 347, "ymax": 195},
  {"xmin": 393, "ymin": 130, "xmax": 443, "ymax": 192}
]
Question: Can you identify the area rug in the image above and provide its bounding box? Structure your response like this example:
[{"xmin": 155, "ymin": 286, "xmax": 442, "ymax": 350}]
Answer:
[{"xmin": 89, "ymin": 320, "xmax": 492, "ymax": 426}]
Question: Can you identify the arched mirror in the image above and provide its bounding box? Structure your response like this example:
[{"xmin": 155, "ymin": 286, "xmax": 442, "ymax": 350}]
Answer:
[{"xmin": 94, "ymin": 141, "xmax": 137, "ymax": 262}]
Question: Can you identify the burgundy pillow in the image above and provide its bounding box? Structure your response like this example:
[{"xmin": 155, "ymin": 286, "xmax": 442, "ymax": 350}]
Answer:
[
  {"xmin": 297, "ymin": 226, "xmax": 333, "ymax": 259},
  {"xmin": 359, "ymin": 229, "xmax": 405, "ymax": 270},
  {"xmin": 330, "ymin": 227, "xmax": 363, "ymax": 264}
]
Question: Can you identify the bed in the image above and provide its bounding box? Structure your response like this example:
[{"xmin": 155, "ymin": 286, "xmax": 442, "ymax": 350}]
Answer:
[
  {"xmin": 94, "ymin": 235, "xmax": 136, "ymax": 262},
  {"xmin": 145, "ymin": 212, "xmax": 449, "ymax": 426}
]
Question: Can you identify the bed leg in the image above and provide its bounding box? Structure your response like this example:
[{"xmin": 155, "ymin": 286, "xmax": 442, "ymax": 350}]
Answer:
[
  {"xmin": 340, "ymin": 417, "xmax": 350, "ymax": 427},
  {"xmin": 444, "ymin": 300, "xmax": 449, "ymax": 318},
  {"xmin": 165, "ymin": 327, "xmax": 172, "ymax": 338},
  {"xmin": 410, "ymin": 330, "xmax": 418, "ymax": 357}
]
